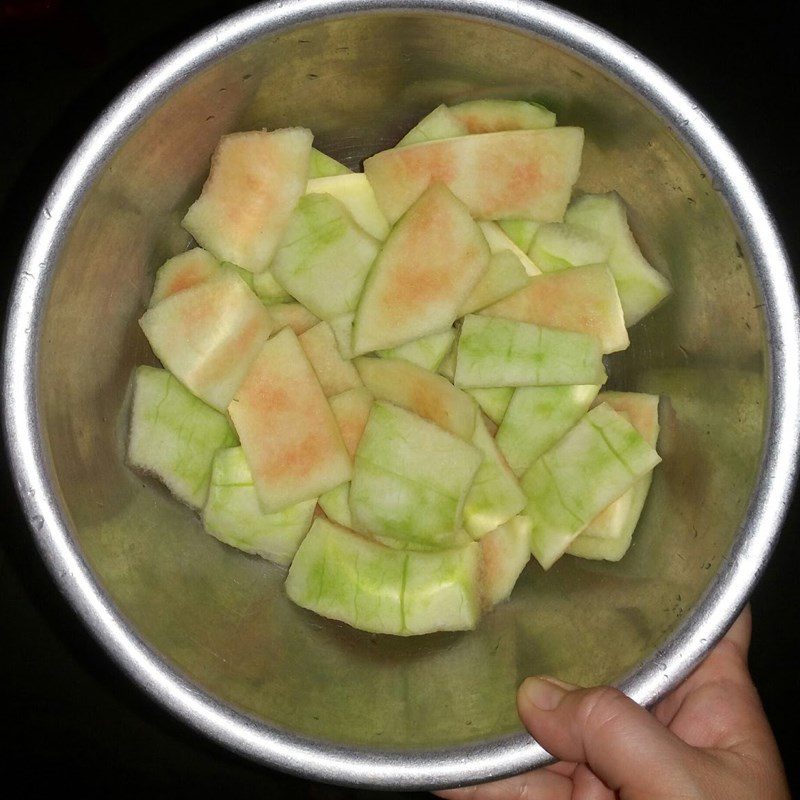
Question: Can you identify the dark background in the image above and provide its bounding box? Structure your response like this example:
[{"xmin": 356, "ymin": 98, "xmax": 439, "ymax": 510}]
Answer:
[{"xmin": 0, "ymin": 1, "xmax": 797, "ymax": 796}]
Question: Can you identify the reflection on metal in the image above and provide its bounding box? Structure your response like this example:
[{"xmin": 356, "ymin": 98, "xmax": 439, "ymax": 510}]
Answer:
[{"xmin": 3, "ymin": 0, "xmax": 798, "ymax": 791}]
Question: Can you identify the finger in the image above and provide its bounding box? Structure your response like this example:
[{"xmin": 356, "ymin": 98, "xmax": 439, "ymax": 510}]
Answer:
[
  {"xmin": 654, "ymin": 606, "xmax": 754, "ymax": 727},
  {"xmin": 517, "ymin": 677, "xmax": 700, "ymax": 795},
  {"xmin": 722, "ymin": 604, "xmax": 752, "ymax": 658},
  {"xmin": 434, "ymin": 767, "xmax": 573, "ymax": 800},
  {"xmin": 571, "ymin": 764, "xmax": 617, "ymax": 800}
]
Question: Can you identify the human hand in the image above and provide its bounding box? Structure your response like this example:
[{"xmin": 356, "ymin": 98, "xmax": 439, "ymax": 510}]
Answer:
[{"xmin": 436, "ymin": 606, "xmax": 789, "ymax": 799}]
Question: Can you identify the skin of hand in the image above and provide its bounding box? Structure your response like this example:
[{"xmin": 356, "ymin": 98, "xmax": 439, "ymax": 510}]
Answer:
[{"xmin": 436, "ymin": 606, "xmax": 789, "ymax": 800}]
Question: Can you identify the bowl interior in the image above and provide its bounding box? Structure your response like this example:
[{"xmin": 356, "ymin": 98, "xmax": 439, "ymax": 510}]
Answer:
[{"xmin": 37, "ymin": 10, "xmax": 765, "ymax": 750}]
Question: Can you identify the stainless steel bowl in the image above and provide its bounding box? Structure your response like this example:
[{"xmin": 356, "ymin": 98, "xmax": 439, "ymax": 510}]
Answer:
[{"xmin": 4, "ymin": 0, "xmax": 799, "ymax": 790}]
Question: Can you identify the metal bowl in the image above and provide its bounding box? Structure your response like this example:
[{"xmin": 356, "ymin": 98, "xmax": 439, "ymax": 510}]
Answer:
[{"xmin": 4, "ymin": 0, "xmax": 799, "ymax": 790}]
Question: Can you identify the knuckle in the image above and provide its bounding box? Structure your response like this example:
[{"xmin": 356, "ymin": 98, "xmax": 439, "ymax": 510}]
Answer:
[{"xmin": 576, "ymin": 687, "xmax": 630, "ymax": 735}]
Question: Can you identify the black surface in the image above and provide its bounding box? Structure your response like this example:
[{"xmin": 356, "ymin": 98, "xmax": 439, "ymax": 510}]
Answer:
[{"xmin": 0, "ymin": 1, "xmax": 797, "ymax": 795}]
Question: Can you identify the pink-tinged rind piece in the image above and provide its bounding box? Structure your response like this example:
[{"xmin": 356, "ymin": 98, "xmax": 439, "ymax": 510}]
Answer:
[
  {"xmin": 182, "ymin": 128, "xmax": 313, "ymax": 272},
  {"xmin": 352, "ymin": 183, "xmax": 490, "ymax": 354},
  {"xmin": 149, "ymin": 248, "xmax": 220, "ymax": 307},
  {"xmin": 481, "ymin": 264, "xmax": 629, "ymax": 354},
  {"xmin": 364, "ymin": 128, "xmax": 584, "ymax": 224},
  {"xmin": 329, "ymin": 386, "xmax": 374, "ymax": 459},
  {"xmin": 228, "ymin": 328, "xmax": 352, "ymax": 513},
  {"xmin": 139, "ymin": 271, "xmax": 273, "ymax": 412}
]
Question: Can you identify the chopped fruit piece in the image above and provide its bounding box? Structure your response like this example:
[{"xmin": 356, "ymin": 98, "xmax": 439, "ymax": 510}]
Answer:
[
  {"xmin": 299, "ymin": 321, "xmax": 362, "ymax": 397},
  {"xmin": 183, "ymin": 128, "xmax": 312, "ymax": 272},
  {"xmin": 522, "ymin": 403, "xmax": 661, "ymax": 569},
  {"xmin": 271, "ymin": 193, "xmax": 379, "ymax": 320},
  {"xmin": 286, "ymin": 518, "xmax": 481, "ymax": 635},
  {"xmin": 149, "ymin": 247, "xmax": 220, "ymax": 307},
  {"xmin": 530, "ymin": 221, "xmax": 610, "ymax": 273},
  {"xmin": 463, "ymin": 416, "xmax": 526, "ymax": 539},
  {"xmin": 139, "ymin": 270, "xmax": 273, "ymax": 411},
  {"xmin": 350, "ymin": 402, "xmax": 482, "ymax": 549},
  {"xmin": 306, "ymin": 173, "xmax": 390, "ymax": 240},
  {"xmin": 378, "ymin": 329, "xmax": 455, "ymax": 371},
  {"xmin": 479, "ymin": 221, "xmax": 540, "ymax": 275},
  {"xmin": 460, "ymin": 250, "xmax": 531, "ymax": 315},
  {"xmin": 397, "ymin": 103, "xmax": 469, "ymax": 146},
  {"xmin": 203, "ymin": 447, "xmax": 316, "ymax": 565},
  {"xmin": 355, "ymin": 356, "xmax": 477, "ymax": 440},
  {"xmin": 438, "ymin": 341, "xmax": 457, "ymax": 381},
  {"xmin": 480, "ymin": 516, "xmax": 532, "ymax": 606},
  {"xmin": 449, "ymin": 99, "xmax": 556, "ymax": 133},
  {"xmin": 267, "ymin": 302, "xmax": 319, "ymax": 335},
  {"xmin": 127, "ymin": 366, "xmax": 237, "ymax": 509},
  {"xmin": 329, "ymin": 313, "xmax": 355, "ymax": 359},
  {"xmin": 309, "ymin": 148, "xmax": 351, "ymax": 178},
  {"xmin": 228, "ymin": 328, "xmax": 352, "ymax": 513},
  {"xmin": 329, "ymin": 386, "xmax": 374, "ymax": 458},
  {"xmin": 481, "ymin": 264, "xmax": 629, "ymax": 354},
  {"xmin": 252, "ymin": 268, "xmax": 292, "ymax": 305},
  {"xmin": 352, "ymin": 183, "xmax": 490, "ymax": 354},
  {"xmin": 455, "ymin": 315, "xmax": 607, "ymax": 388},
  {"xmin": 318, "ymin": 482, "xmax": 353, "ymax": 529},
  {"xmin": 567, "ymin": 392, "xmax": 660, "ymax": 561},
  {"xmin": 363, "ymin": 128, "xmax": 584, "ymax": 224},
  {"xmin": 565, "ymin": 192, "xmax": 672, "ymax": 325},
  {"xmin": 496, "ymin": 384, "xmax": 601, "ymax": 476},
  {"xmin": 498, "ymin": 219, "xmax": 540, "ymax": 253},
  {"xmin": 466, "ymin": 387, "xmax": 514, "ymax": 426}
]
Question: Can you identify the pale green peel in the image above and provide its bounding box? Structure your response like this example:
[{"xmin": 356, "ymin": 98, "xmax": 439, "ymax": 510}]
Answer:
[
  {"xmin": 318, "ymin": 482, "xmax": 353, "ymax": 529},
  {"xmin": 127, "ymin": 366, "xmax": 237, "ymax": 509},
  {"xmin": 496, "ymin": 384, "xmax": 601, "ymax": 476},
  {"xmin": 529, "ymin": 222, "xmax": 610, "ymax": 273},
  {"xmin": 271, "ymin": 193, "xmax": 379, "ymax": 320},
  {"xmin": 309, "ymin": 148, "xmax": 351, "ymax": 179},
  {"xmin": 565, "ymin": 474, "xmax": 652, "ymax": 561},
  {"xmin": 466, "ymin": 387, "xmax": 514, "ymax": 426},
  {"xmin": 498, "ymin": 220, "xmax": 540, "ymax": 253},
  {"xmin": 220, "ymin": 261, "xmax": 256, "ymax": 289},
  {"xmin": 565, "ymin": 192, "xmax": 672, "ymax": 326},
  {"xmin": 455, "ymin": 315, "xmax": 607, "ymax": 388},
  {"xmin": 522, "ymin": 403, "xmax": 661, "ymax": 569},
  {"xmin": 286, "ymin": 519, "xmax": 405, "ymax": 634},
  {"xmin": 402, "ymin": 543, "xmax": 481, "ymax": 634},
  {"xmin": 350, "ymin": 459, "xmax": 464, "ymax": 549},
  {"xmin": 397, "ymin": 103, "xmax": 468, "ymax": 146},
  {"xmin": 203, "ymin": 447, "xmax": 316, "ymax": 565},
  {"xmin": 306, "ymin": 173, "xmax": 390, "ymax": 240},
  {"xmin": 286, "ymin": 519, "xmax": 481, "ymax": 635},
  {"xmin": 350, "ymin": 402, "xmax": 482, "ymax": 548},
  {"xmin": 253, "ymin": 268, "xmax": 292, "ymax": 305},
  {"xmin": 378, "ymin": 330, "xmax": 455, "ymax": 372},
  {"xmin": 480, "ymin": 516, "xmax": 532, "ymax": 606},
  {"xmin": 567, "ymin": 392, "xmax": 660, "ymax": 561},
  {"xmin": 463, "ymin": 417, "xmax": 526, "ymax": 539},
  {"xmin": 459, "ymin": 251, "xmax": 531, "ymax": 315},
  {"xmin": 478, "ymin": 221, "xmax": 539, "ymax": 276}
]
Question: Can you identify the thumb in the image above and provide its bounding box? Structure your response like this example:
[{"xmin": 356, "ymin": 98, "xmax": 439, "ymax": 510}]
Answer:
[{"xmin": 518, "ymin": 678, "xmax": 700, "ymax": 795}]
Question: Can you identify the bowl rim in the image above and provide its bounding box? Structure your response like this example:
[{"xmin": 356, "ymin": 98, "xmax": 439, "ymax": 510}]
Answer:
[{"xmin": 3, "ymin": 0, "xmax": 799, "ymax": 790}]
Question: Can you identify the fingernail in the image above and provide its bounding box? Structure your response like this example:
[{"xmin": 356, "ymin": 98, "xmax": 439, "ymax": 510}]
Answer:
[{"xmin": 520, "ymin": 677, "xmax": 568, "ymax": 711}]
